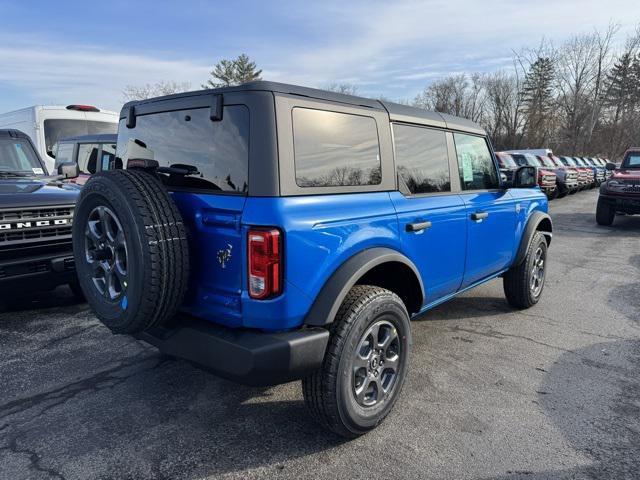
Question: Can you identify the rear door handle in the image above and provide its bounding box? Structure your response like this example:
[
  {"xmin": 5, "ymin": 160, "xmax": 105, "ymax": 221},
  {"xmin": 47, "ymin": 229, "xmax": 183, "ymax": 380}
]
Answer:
[
  {"xmin": 406, "ymin": 221, "xmax": 432, "ymax": 232},
  {"xmin": 471, "ymin": 212, "xmax": 489, "ymax": 221}
]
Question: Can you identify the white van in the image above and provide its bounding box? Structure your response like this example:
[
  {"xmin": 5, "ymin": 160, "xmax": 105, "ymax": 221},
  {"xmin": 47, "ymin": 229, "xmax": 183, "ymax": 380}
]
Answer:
[{"xmin": 0, "ymin": 105, "xmax": 118, "ymax": 173}]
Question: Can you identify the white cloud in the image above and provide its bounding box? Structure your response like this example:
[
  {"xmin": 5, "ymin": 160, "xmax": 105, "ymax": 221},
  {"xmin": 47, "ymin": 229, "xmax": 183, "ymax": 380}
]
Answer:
[
  {"xmin": 0, "ymin": 1, "xmax": 639, "ymax": 111},
  {"xmin": 0, "ymin": 35, "xmax": 210, "ymax": 111}
]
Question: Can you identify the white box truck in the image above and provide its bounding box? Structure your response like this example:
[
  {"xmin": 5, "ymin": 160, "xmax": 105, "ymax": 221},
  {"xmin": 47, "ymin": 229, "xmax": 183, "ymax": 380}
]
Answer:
[{"xmin": 0, "ymin": 105, "xmax": 118, "ymax": 174}]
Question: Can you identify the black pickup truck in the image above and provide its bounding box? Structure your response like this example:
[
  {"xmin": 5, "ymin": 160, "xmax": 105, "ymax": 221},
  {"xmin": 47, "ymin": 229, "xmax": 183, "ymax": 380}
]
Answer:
[{"xmin": 0, "ymin": 129, "xmax": 80, "ymax": 297}]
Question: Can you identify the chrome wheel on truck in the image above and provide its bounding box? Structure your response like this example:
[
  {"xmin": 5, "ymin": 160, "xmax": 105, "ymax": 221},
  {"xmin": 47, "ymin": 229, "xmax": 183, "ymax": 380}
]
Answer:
[{"xmin": 529, "ymin": 246, "xmax": 546, "ymax": 298}]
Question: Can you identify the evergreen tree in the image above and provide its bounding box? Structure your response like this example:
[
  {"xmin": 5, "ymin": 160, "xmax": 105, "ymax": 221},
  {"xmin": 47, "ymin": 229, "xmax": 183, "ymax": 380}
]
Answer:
[
  {"xmin": 521, "ymin": 57, "xmax": 555, "ymax": 146},
  {"xmin": 202, "ymin": 54, "xmax": 262, "ymax": 89},
  {"xmin": 605, "ymin": 52, "xmax": 636, "ymax": 114}
]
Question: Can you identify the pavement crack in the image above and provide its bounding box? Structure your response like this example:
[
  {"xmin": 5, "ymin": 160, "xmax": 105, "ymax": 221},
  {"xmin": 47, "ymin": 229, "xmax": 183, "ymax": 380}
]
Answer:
[
  {"xmin": 450, "ymin": 325, "xmax": 577, "ymax": 355},
  {"xmin": 0, "ymin": 436, "xmax": 66, "ymax": 480},
  {"xmin": 0, "ymin": 352, "xmax": 160, "ymax": 423},
  {"xmin": 40, "ymin": 324, "xmax": 98, "ymax": 349}
]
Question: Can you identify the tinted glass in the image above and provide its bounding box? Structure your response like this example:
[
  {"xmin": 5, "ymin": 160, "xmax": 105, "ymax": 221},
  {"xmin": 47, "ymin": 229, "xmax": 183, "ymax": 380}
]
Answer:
[
  {"xmin": 77, "ymin": 143, "xmax": 100, "ymax": 174},
  {"xmin": 54, "ymin": 142, "xmax": 74, "ymax": 169},
  {"xmin": 44, "ymin": 120, "xmax": 116, "ymax": 159},
  {"xmin": 393, "ymin": 124, "xmax": 450, "ymax": 193},
  {"xmin": 116, "ymin": 106, "xmax": 249, "ymax": 193},
  {"xmin": 454, "ymin": 134, "xmax": 499, "ymax": 190},
  {"xmin": 293, "ymin": 108, "xmax": 381, "ymax": 187},
  {"xmin": 101, "ymin": 142, "xmax": 118, "ymax": 171},
  {"xmin": 0, "ymin": 138, "xmax": 42, "ymax": 172}
]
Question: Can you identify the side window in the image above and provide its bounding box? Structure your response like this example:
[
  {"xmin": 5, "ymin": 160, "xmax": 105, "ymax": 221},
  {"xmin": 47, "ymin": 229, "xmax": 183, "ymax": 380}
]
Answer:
[
  {"xmin": 292, "ymin": 108, "xmax": 381, "ymax": 187},
  {"xmin": 100, "ymin": 143, "xmax": 118, "ymax": 171},
  {"xmin": 392, "ymin": 124, "xmax": 450, "ymax": 194},
  {"xmin": 54, "ymin": 143, "xmax": 74, "ymax": 170},
  {"xmin": 77, "ymin": 143, "xmax": 100, "ymax": 174},
  {"xmin": 454, "ymin": 133, "xmax": 499, "ymax": 190}
]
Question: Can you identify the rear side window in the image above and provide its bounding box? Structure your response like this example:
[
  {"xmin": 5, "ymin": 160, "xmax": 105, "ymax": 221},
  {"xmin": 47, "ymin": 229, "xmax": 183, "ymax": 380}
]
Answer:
[
  {"xmin": 292, "ymin": 108, "xmax": 381, "ymax": 187},
  {"xmin": 77, "ymin": 143, "xmax": 100, "ymax": 174},
  {"xmin": 101, "ymin": 143, "xmax": 118, "ymax": 171},
  {"xmin": 116, "ymin": 106, "xmax": 249, "ymax": 193},
  {"xmin": 454, "ymin": 133, "xmax": 499, "ymax": 190},
  {"xmin": 393, "ymin": 124, "xmax": 450, "ymax": 193}
]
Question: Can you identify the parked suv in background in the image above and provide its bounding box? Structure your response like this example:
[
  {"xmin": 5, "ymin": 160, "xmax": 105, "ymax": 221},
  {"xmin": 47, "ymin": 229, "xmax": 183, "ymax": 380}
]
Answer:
[
  {"xmin": 0, "ymin": 105, "xmax": 118, "ymax": 173},
  {"xmin": 53, "ymin": 134, "xmax": 119, "ymax": 185},
  {"xmin": 507, "ymin": 152, "xmax": 558, "ymax": 199},
  {"xmin": 537, "ymin": 154, "xmax": 579, "ymax": 198},
  {"xmin": 559, "ymin": 156, "xmax": 591, "ymax": 190},
  {"xmin": 596, "ymin": 148, "xmax": 640, "ymax": 225},
  {"xmin": 71, "ymin": 82, "xmax": 552, "ymax": 438},
  {"xmin": 0, "ymin": 129, "xmax": 80, "ymax": 297}
]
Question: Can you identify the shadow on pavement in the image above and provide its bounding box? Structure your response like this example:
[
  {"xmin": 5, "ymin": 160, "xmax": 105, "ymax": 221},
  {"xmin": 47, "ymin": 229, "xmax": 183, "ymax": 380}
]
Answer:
[
  {"xmin": 0, "ymin": 285, "xmax": 85, "ymax": 313},
  {"xmin": 486, "ymin": 338, "xmax": 640, "ymax": 480}
]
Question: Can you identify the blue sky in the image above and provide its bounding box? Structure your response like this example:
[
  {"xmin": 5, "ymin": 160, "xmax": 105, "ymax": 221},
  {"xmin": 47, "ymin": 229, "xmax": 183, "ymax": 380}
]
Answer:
[{"xmin": 1, "ymin": 0, "xmax": 639, "ymax": 113}]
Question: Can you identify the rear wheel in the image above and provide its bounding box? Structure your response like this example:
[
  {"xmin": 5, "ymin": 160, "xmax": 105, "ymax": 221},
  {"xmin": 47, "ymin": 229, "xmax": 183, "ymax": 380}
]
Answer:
[
  {"xmin": 72, "ymin": 169, "xmax": 190, "ymax": 334},
  {"xmin": 503, "ymin": 232, "xmax": 547, "ymax": 309},
  {"xmin": 596, "ymin": 197, "xmax": 615, "ymax": 226},
  {"xmin": 302, "ymin": 285, "xmax": 411, "ymax": 438}
]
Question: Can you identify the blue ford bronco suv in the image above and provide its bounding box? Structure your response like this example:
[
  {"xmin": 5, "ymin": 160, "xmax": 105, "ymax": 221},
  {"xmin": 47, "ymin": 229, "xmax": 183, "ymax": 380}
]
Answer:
[{"xmin": 71, "ymin": 82, "xmax": 552, "ymax": 438}]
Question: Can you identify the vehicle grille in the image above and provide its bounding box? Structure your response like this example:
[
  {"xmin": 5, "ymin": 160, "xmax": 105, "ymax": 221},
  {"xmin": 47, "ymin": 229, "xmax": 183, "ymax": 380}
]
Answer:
[{"xmin": 0, "ymin": 205, "xmax": 74, "ymax": 250}]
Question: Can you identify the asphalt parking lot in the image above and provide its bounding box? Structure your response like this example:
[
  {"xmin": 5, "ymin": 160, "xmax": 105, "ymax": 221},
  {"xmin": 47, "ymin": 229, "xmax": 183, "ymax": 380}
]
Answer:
[{"xmin": 1, "ymin": 190, "xmax": 639, "ymax": 480}]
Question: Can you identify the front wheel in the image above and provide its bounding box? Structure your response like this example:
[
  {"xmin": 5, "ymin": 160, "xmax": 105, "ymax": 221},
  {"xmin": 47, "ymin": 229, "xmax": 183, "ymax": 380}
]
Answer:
[
  {"xmin": 596, "ymin": 197, "xmax": 615, "ymax": 226},
  {"xmin": 302, "ymin": 285, "xmax": 411, "ymax": 438},
  {"xmin": 503, "ymin": 232, "xmax": 548, "ymax": 309}
]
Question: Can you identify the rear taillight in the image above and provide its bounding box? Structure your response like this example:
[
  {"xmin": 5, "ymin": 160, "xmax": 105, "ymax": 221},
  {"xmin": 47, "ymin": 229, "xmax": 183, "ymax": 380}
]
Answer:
[{"xmin": 248, "ymin": 228, "xmax": 282, "ymax": 299}]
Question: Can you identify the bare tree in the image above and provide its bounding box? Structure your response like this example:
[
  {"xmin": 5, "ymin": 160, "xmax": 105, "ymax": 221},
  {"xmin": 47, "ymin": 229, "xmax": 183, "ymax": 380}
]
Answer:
[
  {"xmin": 326, "ymin": 83, "xmax": 359, "ymax": 95},
  {"xmin": 122, "ymin": 80, "xmax": 192, "ymax": 101}
]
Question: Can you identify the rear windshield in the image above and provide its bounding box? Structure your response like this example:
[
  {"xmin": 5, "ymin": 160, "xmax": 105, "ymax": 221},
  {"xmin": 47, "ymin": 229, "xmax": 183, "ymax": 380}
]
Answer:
[
  {"xmin": 0, "ymin": 137, "xmax": 43, "ymax": 173},
  {"xmin": 115, "ymin": 105, "xmax": 249, "ymax": 193},
  {"xmin": 44, "ymin": 120, "xmax": 116, "ymax": 158}
]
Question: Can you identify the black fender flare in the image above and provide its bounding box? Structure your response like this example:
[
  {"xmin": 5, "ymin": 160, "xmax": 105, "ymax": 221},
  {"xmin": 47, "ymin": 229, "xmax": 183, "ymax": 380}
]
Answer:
[
  {"xmin": 514, "ymin": 211, "xmax": 553, "ymax": 266},
  {"xmin": 304, "ymin": 247, "xmax": 425, "ymax": 326}
]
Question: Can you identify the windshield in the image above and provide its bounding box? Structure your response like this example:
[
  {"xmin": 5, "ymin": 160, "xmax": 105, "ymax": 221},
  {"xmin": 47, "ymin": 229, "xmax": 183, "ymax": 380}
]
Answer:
[
  {"xmin": 0, "ymin": 137, "xmax": 44, "ymax": 174},
  {"xmin": 623, "ymin": 153, "xmax": 640, "ymax": 168},
  {"xmin": 539, "ymin": 156, "xmax": 555, "ymax": 168},
  {"xmin": 44, "ymin": 119, "xmax": 117, "ymax": 159},
  {"xmin": 562, "ymin": 157, "xmax": 577, "ymax": 167},
  {"xmin": 524, "ymin": 154, "xmax": 542, "ymax": 167},
  {"xmin": 497, "ymin": 154, "xmax": 517, "ymax": 168}
]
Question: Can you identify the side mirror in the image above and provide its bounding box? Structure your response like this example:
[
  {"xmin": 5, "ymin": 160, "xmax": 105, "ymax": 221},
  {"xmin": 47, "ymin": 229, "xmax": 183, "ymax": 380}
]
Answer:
[
  {"xmin": 605, "ymin": 162, "xmax": 617, "ymax": 171},
  {"xmin": 513, "ymin": 166, "xmax": 537, "ymax": 188},
  {"xmin": 57, "ymin": 162, "xmax": 79, "ymax": 179}
]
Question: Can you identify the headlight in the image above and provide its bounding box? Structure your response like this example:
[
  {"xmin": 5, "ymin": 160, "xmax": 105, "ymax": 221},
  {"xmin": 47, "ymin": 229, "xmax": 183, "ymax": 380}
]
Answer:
[{"xmin": 606, "ymin": 180, "xmax": 625, "ymax": 190}]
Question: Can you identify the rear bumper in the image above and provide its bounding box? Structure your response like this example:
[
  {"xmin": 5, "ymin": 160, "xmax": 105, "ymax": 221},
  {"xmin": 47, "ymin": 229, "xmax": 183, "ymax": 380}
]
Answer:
[
  {"xmin": 0, "ymin": 252, "xmax": 76, "ymax": 293},
  {"xmin": 137, "ymin": 317, "xmax": 330, "ymax": 386}
]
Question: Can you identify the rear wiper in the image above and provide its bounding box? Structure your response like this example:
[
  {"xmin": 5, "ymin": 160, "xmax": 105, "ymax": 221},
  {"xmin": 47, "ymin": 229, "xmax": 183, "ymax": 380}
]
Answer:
[{"xmin": 157, "ymin": 164, "xmax": 201, "ymax": 176}]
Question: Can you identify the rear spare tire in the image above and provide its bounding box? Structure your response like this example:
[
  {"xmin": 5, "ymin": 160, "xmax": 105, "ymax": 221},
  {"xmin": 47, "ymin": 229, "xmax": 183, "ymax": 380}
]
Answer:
[{"xmin": 72, "ymin": 169, "xmax": 189, "ymax": 334}]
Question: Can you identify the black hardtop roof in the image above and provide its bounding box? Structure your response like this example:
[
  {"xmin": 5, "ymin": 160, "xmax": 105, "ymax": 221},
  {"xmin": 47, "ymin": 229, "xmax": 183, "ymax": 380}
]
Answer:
[
  {"xmin": 0, "ymin": 129, "xmax": 32, "ymax": 139},
  {"xmin": 57, "ymin": 133, "xmax": 117, "ymax": 144},
  {"xmin": 120, "ymin": 81, "xmax": 485, "ymax": 135}
]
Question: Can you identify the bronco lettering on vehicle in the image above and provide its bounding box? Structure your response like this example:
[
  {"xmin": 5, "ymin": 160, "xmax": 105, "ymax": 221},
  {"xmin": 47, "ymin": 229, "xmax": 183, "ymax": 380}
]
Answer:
[{"xmin": 0, "ymin": 218, "xmax": 71, "ymax": 230}]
